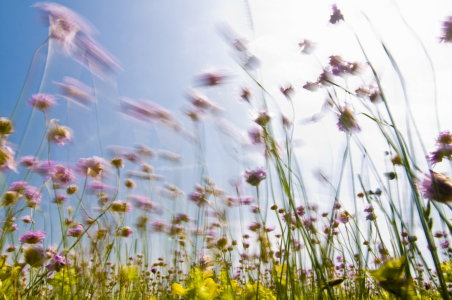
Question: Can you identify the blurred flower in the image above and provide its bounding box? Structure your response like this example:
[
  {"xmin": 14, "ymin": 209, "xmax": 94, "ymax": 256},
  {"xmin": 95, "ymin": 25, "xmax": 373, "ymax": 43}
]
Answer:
[
  {"xmin": 194, "ymin": 69, "xmax": 229, "ymax": 86},
  {"xmin": 20, "ymin": 156, "xmax": 38, "ymax": 168},
  {"xmin": 19, "ymin": 230, "xmax": 46, "ymax": 244},
  {"xmin": 440, "ymin": 240, "xmax": 450, "ymax": 249},
  {"xmin": 299, "ymin": 39, "xmax": 315, "ymax": 54},
  {"xmin": 54, "ymin": 77, "xmax": 95, "ymax": 107},
  {"xmin": 329, "ymin": 4, "xmax": 344, "ymax": 24},
  {"xmin": 45, "ymin": 253, "xmax": 66, "ymax": 273},
  {"xmin": 186, "ymin": 89, "xmax": 221, "ymax": 112},
  {"xmin": 0, "ymin": 142, "xmax": 17, "ymax": 173},
  {"xmin": 21, "ymin": 216, "xmax": 34, "ymax": 224},
  {"xmin": 23, "ymin": 245, "xmax": 46, "ymax": 268},
  {"xmin": 158, "ymin": 150, "xmax": 181, "ymax": 163},
  {"xmin": 53, "ymin": 165, "xmax": 75, "ymax": 185},
  {"xmin": 23, "ymin": 186, "xmax": 42, "ymax": 207},
  {"xmin": 77, "ymin": 156, "xmax": 108, "ymax": 178},
  {"xmin": 253, "ymin": 110, "xmax": 271, "ymax": 127},
  {"xmin": 238, "ymin": 85, "xmax": 252, "ymax": 103},
  {"xmin": 131, "ymin": 195, "xmax": 158, "ymax": 212},
  {"xmin": 0, "ymin": 118, "xmax": 13, "ymax": 135},
  {"xmin": 47, "ymin": 120, "xmax": 72, "ymax": 146},
  {"xmin": 280, "ymin": 85, "xmax": 295, "ymax": 99},
  {"xmin": 110, "ymin": 201, "xmax": 132, "ymax": 213},
  {"xmin": 248, "ymin": 127, "xmax": 264, "ymax": 145},
  {"xmin": 421, "ymin": 171, "xmax": 452, "ymax": 204},
  {"xmin": 67, "ymin": 224, "xmax": 84, "ymax": 237},
  {"xmin": 27, "ymin": 93, "xmax": 57, "ymax": 112},
  {"xmin": 440, "ymin": 16, "xmax": 452, "ymax": 43},
  {"xmin": 337, "ymin": 105, "xmax": 360, "ymax": 133},
  {"xmin": 364, "ymin": 205, "xmax": 374, "ymax": 213},
  {"xmin": 53, "ymin": 194, "xmax": 68, "ymax": 204},
  {"xmin": 303, "ymin": 81, "xmax": 320, "ymax": 92},
  {"xmin": 243, "ymin": 167, "xmax": 267, "ymax": 186},
  {"xmin": 117, "ymin": 226, "xmax": 133, "ymax": 238},
  {"xmin": 6, "ymin": 245, "xmax": 16, "ymax": 252}
]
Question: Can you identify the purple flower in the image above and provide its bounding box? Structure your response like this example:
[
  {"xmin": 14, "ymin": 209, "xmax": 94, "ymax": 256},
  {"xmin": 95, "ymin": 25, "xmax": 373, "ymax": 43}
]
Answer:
[
  {"xmin": 364, "ymin": 205, "xmax": 374, "ymax": 213},
  {"xmin": 186, "ymin": 89, "xmax": 220, "ymax": 112},
  {"xmin": 194, "ymin": 69, "xmax": 229, "ymax": 86},
  {"xmin": 151, "ymin": 220, "xmax": 169, "ymax": 233},
  {"xmin": 253, "ymin": 110, "xmax": 271, "ymax": 127},
  {"xmin": 76, "ymin": 156, "xmax": 108, "ymax": 178},
  {"xmin": 130, "ymin": 195, "xmax": 158, "ymax": 212},
  {"xmin": 440, "ymin": 16, "xmax": 452, "ymax": 43},
  {"xmin": 243, "ymin": 167, "xmax": 267, "ymax": 186},
  {"xmin": 87, "ymin": 181, "xmax": 115, "ymax": 193},
  {"xmin": 20, "ymin": 156, "xmax": 38, "ymax": 168},
  {"xmin": 45, "ymin": 253, "xmax": 66, "ymax": 273},
  {"xmin": 420, "ymin": 171, "xmax": 452, "ymax": 204},
  {"xmin": 440, "ymin": 240, "xmax": 450, "ymax": 249},
  {"xmin": 53, "ymin": 165, "xmax": 75, "ymax": 185},
  {"xmin": 238, "ymin": 86, "xmax": 252, "ymax": 103},
  {"xmin": 337, "ymin": 105, "xmax": 360, "ymax": 133},
  {"xmin": 337, "ymin": 211, "xmax": 350, "ymax": 224},
  {"xmin": 67, "ymin": 224, "xmax": 84, "ymax": 237},
  {"xmin": 280, "ymin": 85, "xmax": 295, "ymax": 99},
  {"xmin": 6, "ymin": 245, "xmax": 17, "ymax": 252},
  {"xmin": 329, "ymin": 4, "xmax": 344, "ymax": 24},
  {"xmin": 9, "ymin": 181, "xmax": 28, "ymax": 192},
  {"xmin": 27, "ymin": 94, "xmax": 57, "ymax": 112},
  {"xmin": 21, "ymin": 216, "xmax": 34, "ymax": 224},
  {"xmin": 248, "ymin": 127, "xmax": 264, "ymax": 145},
  {"xmin": 188, "ymin": 191, "xmax": 209, "ymax": 207},
  {"xmin": 19, "ymin": 230, "xmax": 46, "ymax": 244},
  {"xmin": 248, "ymin": 222, "xmax": 262, "ymax": 232},
  {"xmin": 23, "ymin": 186, "xmax": 42, "ymax": 207},
  {"xmin": 121, "ymin": 98, "xmax": 180, "ymax": 129},
  {"xmin": 30, "ymin": 161, "xmax": 55, "ymax": 181},
  {"xmin": 366, "ymin": 213, "xmax": 376, "ymax": 221},
  {"xmin": 54, "ymin": 77, "xmax": 95, "ymax": 107}
]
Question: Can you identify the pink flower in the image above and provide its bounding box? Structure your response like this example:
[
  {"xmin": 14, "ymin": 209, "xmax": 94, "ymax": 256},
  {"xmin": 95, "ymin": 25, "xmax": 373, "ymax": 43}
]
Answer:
[
  {"xmin": 243, "ymin": 167, "xmax": 267, "ymax": 186},
  {"xmin": 440, "ymin": 16, "xmax": 452, "ymax": 43},
  {"xmin": 19, "ymin": 230, "xmax": 46, "ymax": 244},
  {"xmin": 337, "ymin": 105, "xmax": 360, "ymax": 133},
  {"xmin": 54, "ymin": 77, "xmax": 95, "ymax": 107},
  {"xmin": 194, "ymin": 69, "xmax": 229, "ymax": 86},
  {"xmin": 47, "ymin": 120, "xmax": 72, "ymax": 146},
  {"xmin": 27, "ymin": 94, "xmax": 57, "ymax": 112},
  {"xmin": 76, "ymin": 156, "xmax": 108, "ymax": 178},
  {"xmin": 67, "ymin": 224, "xmax": 84, "ymax": 237},
  {"xmin": 329, "ymin": 4, "xmax": 344, "ymax": 24}
]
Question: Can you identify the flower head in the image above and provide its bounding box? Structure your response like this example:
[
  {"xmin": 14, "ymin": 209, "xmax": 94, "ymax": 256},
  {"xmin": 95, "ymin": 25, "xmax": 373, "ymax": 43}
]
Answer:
[
  {"xmin": 337, "ymin": 105, "xmax": 360, "ymax": 133},
  {"xmin": 23, "ymin": 245, "xmax": 46, "ymax": 268},
  {"xmin": 194, "ymin": 69, "xmax": 229, "ymax": 86},
  {"xmin": 243, "ymin": 167, "xmax": 267, "ymax": 186},
  {"xmin": 117, "ymin": 226, "xmax": 133, "ymax": 238},
  {"xmin": 76, "ymin": 156, "xmax": 107, "ymax": 178},
  {"xmin": 440, "ymin": 16, "xmax": 452, "ymax": 43},
  {"xmin": 54, "ymin": 77, "xmax": 95, "ymax": 107},
  {"xmin": 53, "ymin": 165, "xmax": 75, "ymax": 185},
  {"xmin": 67, "ymin": 224, "xmax": 84, "ymax": 237},
  {"xmin": 45, "ymin": 253, "xmax": 66, "ymax": 273},
  {"xmin": 110, "ymin": 201, "xmax": 132, "ymax": 213},
  {"xmin": 299, "ymin": 39, "xmax": 315, "ymax": 54},
  {"xmin": 253, "ymin": 110, "xmax": 271, "ymax": 127},
  {"xmin": 19, "ymin": 230, "xmax": 46, "ymax": 244},
  {"xmin": 47, "ymin": 120, "xmax": 72, "ymax": 146},
  {"xmin": 27, "ymin": 94, "xmax": 57, "ymax": 112},
  {"xmin": 421, "ymin": 171, "xmax": 452, "ymax": 204},
  {"xmin": 329, "ymin": 4, "xmax": 344, "ymax": 24}
]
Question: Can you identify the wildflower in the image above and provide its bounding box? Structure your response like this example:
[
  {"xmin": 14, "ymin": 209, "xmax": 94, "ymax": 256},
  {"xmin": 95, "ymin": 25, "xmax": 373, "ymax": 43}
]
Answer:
[
  {"xmin": 299, "ymin": 39, "xmax": 315, "ymax": 54},
  {"xmin": 248, "ymin": 127, "xmax": 264, "ymax": 145},
  {"xmin": 67, "ymin": 224, "xmax": 84, "ymax": 237},
  {"xmin": 0, "ymin": 118, "xmax": 13, "ymax": 135},
  {"xmin": 366, "ymin": 213, "xmax": 376, "ymax": 221},
  {"xmin": 124, "ymin": 179, "xmax": 136, "ymax": 189},
  {"xmin": 27, "ymin": 93, "xmax": 57, "ymax": 112},
  {"xmin": 329, "ymin": 4, "xmax": 344, "ymax": 24},
  {"xmin": 8, "ymin": 182, "xmax": 24, "ymax": 193},
  {"xmin": 303, "ymin": 81, "xmax": 320, "ymax": 92},
  {"xmin": 23, "ymin": 245, "xmax": 46, "ymax": 268},
  {"xmin": 117, "ymin": 226, "xmax": 133, "ymax": 238},
  {"xmin": 440, "ymin": 16, "xmax": 452, "ymax": 43},
  {"xmin": 21, "ymin": 216, "xmax": 34, "ymax": 224},
  {"xmin": 337, "ymin": 211, "xmax": 350, "ymax": 224},
  {"xmin": 441, "ymin": 240, "xmax": 450, "ymax": 249},
  {"xmin": 131, "ymin": 195, "xmax": 158, "ymax": 212},
  {"xmin": 0, "ymin": 143, "xmax": 16, "ymax": 173},
  {"xmin": 19, "ymin": 230, "xmax": 46, "ymax": 244},
  {"xmin": 2, "ymin": 191, "xmax": 19, "ymax": 206},
  {"xmin": 282, "ymin": 114, "xmax": 292, "ymax": 129},
  {"xmin": 76, "ymin": 156, "xmax": 107, "ymax": 178},
  {"xmin": 158, "ymin": 150, "xmax": 181, "ymax": 163},
  {"xmin": 53, "ymin": 165, "xmax": 75, "ymax": 185},
  {"xmin": 253, "ymin": 110, "xmax": 271, "ymax": 127},
  {"xmin": 66, "ymin": 184, "xmax": 78, "ymax": 195},
  {"xmin": 194, "ymin": 69, "xmax": 229, "ymax": 86},
  {"xmin": 31, "ymin": 160, "xmax": 55, "ymax": 178},
  {"xmin": 45, "ymin": 253, "xmax": 66, "ymax": 273},
  {"xmin": 53, "ymin": 194, "xmax": 68, "ymax": 204},
  {"xmin": 110, "ymin": 201, "xmax": 132, "ymax": 213},
  {"xmin": 238, "ymin": 85, "xmax": 252, "ymax": 103},
  {"xmin": 364, "ymin": 205, "xmax": 374, "ymax": 213},
  {"xmin": 243, "ymin": 167, "xmax": 267, "ymax": 186},
  {"xmin": 337, "ymin": 105, "xmax": 360, "ymax": 133},
  {"xmin": 420, "ymin": 171, "xmax": 452, "ymax": 204},
  {"xmin": 47, "ymin": 120, "xmax": 72, "ymax": 146},
  {"xmin": 6, "ymin": 245, "xmax": 16, "ymax": 252},
  {"xmin": 23, "ymin": 186, "xmax": 42, "ymax": 207},
  {"xmin": 54, "ymin": 77, "xmax": 95, "ymax": 107},
  {"xmin": 280, "ymin": 85, "xmax": 295, "ymax": 99},
  {"xmin": 188, "ymin": 191, "xmax": 209, "ymax": 207},
  {"xmin": 20, "ymin": 156, "xmax": 38, "ymax": 168}
]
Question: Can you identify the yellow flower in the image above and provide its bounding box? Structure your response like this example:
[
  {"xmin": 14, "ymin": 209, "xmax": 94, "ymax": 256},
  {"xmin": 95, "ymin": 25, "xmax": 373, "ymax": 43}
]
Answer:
[{"xmin": 172, "ymin": 283, "xmax": 186, "ymax": 296}]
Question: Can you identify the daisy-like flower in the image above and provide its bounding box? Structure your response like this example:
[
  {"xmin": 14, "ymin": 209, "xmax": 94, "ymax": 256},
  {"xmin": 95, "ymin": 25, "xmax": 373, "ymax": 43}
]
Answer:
[
  {"xmin": 47, "ymin": 120, "xmax": 72, "ymax": 146},
  {"xmin": 19, "ymin": 230, "xmax": 46, "ymax": 244},
  {"xmin": 54, "ymin": 77, "xmax": 95, "ymax": 107},
  {"xmin": 337, "ymin": 105, "xmax": 361, "ymax": 133},
  {"xmin": 76, "ymin": 156, "xmax": 107, "ymax": 178},
  {"xmin": 53, "ymin": 165, "xmax": 75, "ymax": 185},
  {"xmin": 243, "ymin": 167, "xmax": 267, "ymax": 186},
  {"xmin": 420, "ymin": 171, "xmax": 452, "ymax": 204},
  {"xmin": 329, "ymin": 4, "xmax": 344, "ymax": 24},
  {"xmin": 27, "ymin": 94, "xmax": 57, "ymax": 112}
]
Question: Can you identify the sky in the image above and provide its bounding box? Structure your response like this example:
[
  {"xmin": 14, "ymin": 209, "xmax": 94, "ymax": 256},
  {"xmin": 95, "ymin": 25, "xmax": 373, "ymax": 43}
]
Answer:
[{"xmin": 2, "ymin": 0, "xmax": 452, "ymax": 263}]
